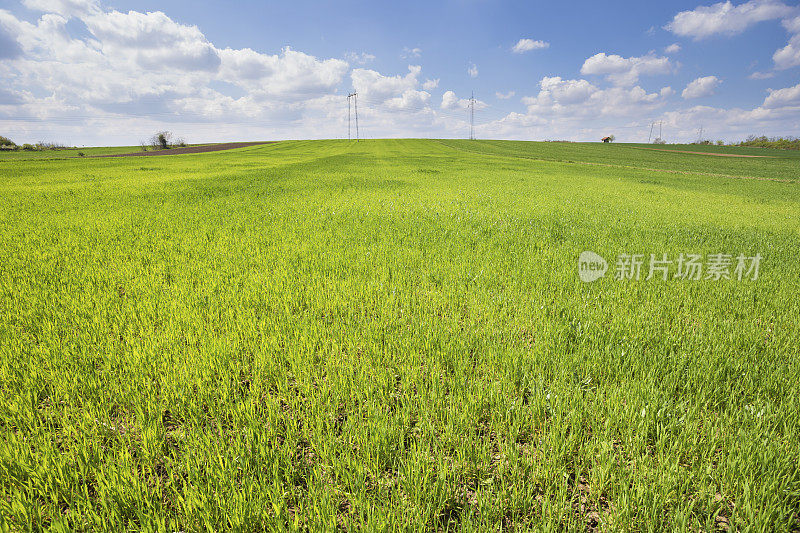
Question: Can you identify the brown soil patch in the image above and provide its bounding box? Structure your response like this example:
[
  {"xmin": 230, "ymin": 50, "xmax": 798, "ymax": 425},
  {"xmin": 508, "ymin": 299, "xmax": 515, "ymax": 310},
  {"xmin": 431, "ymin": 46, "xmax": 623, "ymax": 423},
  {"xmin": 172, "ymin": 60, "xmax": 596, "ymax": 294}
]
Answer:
[
  {"xmin": 95, "ymin": 141, "xmax": 275, "ymax": 158},
  {"xmin": 630, "ymin": 147, "xmax": 771, "ymax": 158}
]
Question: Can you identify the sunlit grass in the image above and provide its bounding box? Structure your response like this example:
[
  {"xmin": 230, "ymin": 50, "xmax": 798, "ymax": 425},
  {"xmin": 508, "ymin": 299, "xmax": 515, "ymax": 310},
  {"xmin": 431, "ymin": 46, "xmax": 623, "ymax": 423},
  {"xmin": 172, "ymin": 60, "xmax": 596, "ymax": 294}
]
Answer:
[{"xmin": 1, "ymin": 139, "xmax": 799, "ymax": 530}]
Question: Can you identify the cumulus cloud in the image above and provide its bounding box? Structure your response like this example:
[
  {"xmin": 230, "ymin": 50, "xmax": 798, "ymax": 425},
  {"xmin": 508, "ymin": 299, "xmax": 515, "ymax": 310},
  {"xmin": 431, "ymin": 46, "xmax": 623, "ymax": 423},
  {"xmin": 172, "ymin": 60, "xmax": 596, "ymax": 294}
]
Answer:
[
  {"xmin": 441, "ymin": 90, "xmax": 487, "ymax": 110},
  {"xmin": 682, "ymin": 76, "xmax": 721, "ymax": 98},
  {"xmin": 665, "ymin": 0, "xmax": 795, "ymax": 39},
  {"xmin": 2, "ymin": 0, "xmax": 799, "ymax": 145},
  {"xmin": 220, "ymin": 47, "xmax": 347, "ymax": 97},
  {"xmin": 477, "ymin": 76, "xmax": 672, "ymax": 142},
  {"xmin": 0, "ymin": 1, "xmax": 359, "ymax": 142},
  {"xmin": 665, "ymin": 43, "xmax": 681, "ymax": 54},
  {"xmin": 773, "ymin": 28, "xmax": 800, "ymax": 69},
  {"xmin": 349, "ymin": 65, "xmax": 443, "ymax": 115},
  {"xmin": 441, "ymin": 90, "xmax": 460, "ymax": 110},
  {"xmin": 84, "ymin": 9, "xmax": 222, "ymax": 71},
  {"xmin": 762, "ymin": 82, "xmax": 800, "ymax": 108},
  {"xmin": 352, "ymin": 65, "xmax": 422, "ymax": 99},
  {"xmin": 580, "ymin": 52, "xmax": 674, "ymax": 86},
  {"xmin": 512, "ymin": 38, "xmax": 549, "ymax": 53}
]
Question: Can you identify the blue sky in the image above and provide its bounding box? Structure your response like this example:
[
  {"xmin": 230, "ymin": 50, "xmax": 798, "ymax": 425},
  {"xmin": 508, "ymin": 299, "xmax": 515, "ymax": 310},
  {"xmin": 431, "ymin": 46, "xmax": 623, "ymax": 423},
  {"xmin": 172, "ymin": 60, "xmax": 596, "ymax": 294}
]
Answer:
[{"xmin": 1, "ymin": 0, "xmax": 798, "ymax": 144}]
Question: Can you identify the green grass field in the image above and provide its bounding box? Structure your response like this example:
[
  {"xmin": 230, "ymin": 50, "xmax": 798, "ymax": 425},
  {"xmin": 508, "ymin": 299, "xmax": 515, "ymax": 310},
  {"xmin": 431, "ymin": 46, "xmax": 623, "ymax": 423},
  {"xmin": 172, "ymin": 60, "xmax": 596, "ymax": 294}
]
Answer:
[{"xmin": 1, "ymin": 140, "xmax": 799, "ymax": 530}]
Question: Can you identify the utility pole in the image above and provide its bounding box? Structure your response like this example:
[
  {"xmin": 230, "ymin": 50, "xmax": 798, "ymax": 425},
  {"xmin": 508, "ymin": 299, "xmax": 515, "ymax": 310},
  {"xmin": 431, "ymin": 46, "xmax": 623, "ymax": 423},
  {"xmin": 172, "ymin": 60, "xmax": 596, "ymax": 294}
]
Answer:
[
  {"xmin": 347, "ymin": 92, "xmax": 359, "ymax": 141},
  {"xmin": 648, "ymin": 122, "xmax": 654, "ymax": 143},
  {"xmin": 469, "ymin": 91, "xmax": 476, "ymax": 140}
]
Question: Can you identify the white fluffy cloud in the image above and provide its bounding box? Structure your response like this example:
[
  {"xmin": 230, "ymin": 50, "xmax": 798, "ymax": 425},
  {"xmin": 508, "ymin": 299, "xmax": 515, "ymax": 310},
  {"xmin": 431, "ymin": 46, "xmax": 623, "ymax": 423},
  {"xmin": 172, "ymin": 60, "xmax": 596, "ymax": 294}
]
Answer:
[
  {"xmin": 682, "ymin": 76, "xmax": 721, "ymax": 99},
  {"xmin": 2, "ymin": 0, "xmax": 799, "ymax": 145},
  {"xmin": 2, "ymin": 2, "xmax": 453, "ymax": 143},
  {"xmin": 352, "ymin": 65, "xmax": 421, "ymax": 99},
  {"xmin": 219, "ymin": 47, "xmax": 347, "ymax": 97},
  {"xmin": 440, "ymin": 90, "xmax": 487, "ymax": 111},
  {"xmin": 665, "ymin": 43, "xmax": 681, "ymax": 54},
  {"xmin": 512, "ymin": 38, "xmax": 549, "ymax": 53},
  {"xmin": 773, "ymin": 17, "xmax": 800, "ymax": 69},
  {"xmin": 580, "ymin": 52, "xmax": 674, "ymax": 86},
  {"xmin": 520, "ymin": 76, "xmax": 669, "ymax": 119},
  {"xmin": 665, "ymin": 0, "xmax": 795, "ymax": 39},
  {"xmin": 468, "ymin": 63, "xmax": 478, "ymax": 78},
  {"xmin": 441, "ymin": 90, "xmax": 460, "ymax": 110},
  {"xmin": 762, "ymin": 82, "xmax": 800, "ymax": 108}
]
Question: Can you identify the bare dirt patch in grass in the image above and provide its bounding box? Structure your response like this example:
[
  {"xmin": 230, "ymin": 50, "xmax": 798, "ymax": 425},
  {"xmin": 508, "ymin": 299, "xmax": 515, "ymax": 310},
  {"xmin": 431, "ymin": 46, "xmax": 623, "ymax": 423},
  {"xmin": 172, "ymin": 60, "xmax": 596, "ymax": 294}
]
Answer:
[{"xmin": 94, "ymin": 141, "xmax": 275, "ymax": 157}]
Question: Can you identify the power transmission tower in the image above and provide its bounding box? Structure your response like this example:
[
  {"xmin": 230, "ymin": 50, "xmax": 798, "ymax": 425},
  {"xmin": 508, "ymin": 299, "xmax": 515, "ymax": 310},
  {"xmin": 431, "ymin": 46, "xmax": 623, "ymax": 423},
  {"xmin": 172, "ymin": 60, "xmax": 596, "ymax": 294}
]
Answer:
[
  {"xmin": 648, "ymin": 122, "xmax": 655, "ymax": 143},
  {"xmin": 659, "ymin": 121, "xmax": 663, "ymax": 141},
  {"xmin": 469, "ymin": 92, "xmax": 476, "ymax": 140},
  {"xmin": 697, "ymin": 126, "xmax": 704, "ymax": 143},
  {"xmin": 347, "ymin": 92, "xmax": 359, "ymax": 141}
]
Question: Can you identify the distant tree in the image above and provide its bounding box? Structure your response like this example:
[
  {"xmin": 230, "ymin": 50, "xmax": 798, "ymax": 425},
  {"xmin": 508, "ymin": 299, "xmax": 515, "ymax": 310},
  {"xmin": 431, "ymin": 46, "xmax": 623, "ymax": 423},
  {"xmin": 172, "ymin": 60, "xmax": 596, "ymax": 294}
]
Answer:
[
  {"xmin": 150, "ymin": 131, "xmax": 173, "ymax": 150},
  {"xmin": 609, "ymin": 135, "xmax": 616, "ymax": 142},
  {"xmin": 735, "ymin": 135, "xmax": 800, "ymax": 150},
  {"xmin": 653, "ymin": 138, "xmax": 666, "ymax": 145},
  {"xmin": 0, "ymin": 136, "xmax": 15, "ymax": 148},
  {"xmin": 174, "ymin": 137, "xmax": 186, "ymax": 147},
  {"xmin": 716, "ymin": 140, "xmax": 724, "ymax": 146}
]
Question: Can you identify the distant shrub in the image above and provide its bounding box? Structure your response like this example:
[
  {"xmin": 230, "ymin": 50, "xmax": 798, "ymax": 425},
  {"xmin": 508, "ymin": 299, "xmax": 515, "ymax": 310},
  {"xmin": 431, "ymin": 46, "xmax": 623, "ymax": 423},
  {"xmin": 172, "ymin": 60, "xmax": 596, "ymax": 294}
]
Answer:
[
  {"xmin": 35, "ymin": 141, "xmax": 66, "ymax": 150},
  {"xmin": 21, "ymin": 143, "xmax": 36, "ymax": 151},
  {"xmin": 78, "ymin": 152, "xmax": 85, "ymax": 157},
  {"xmin": 175, "ymin": 138, "xmax": 187, "ymax": 147},
  {"xmin": 652, "ymin": 138, "xmax": 666, "ymax": 145},
  {"xmin": 735, "ymin": 135, "xmax": 800, "ymax": 150},
  {"xmin": 716, "ymin": 140, "xmax": 724, "ymax": 146},
  {"xmin": 150, "ymin": 131, "xmax": 173, "ymax": 150}
]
